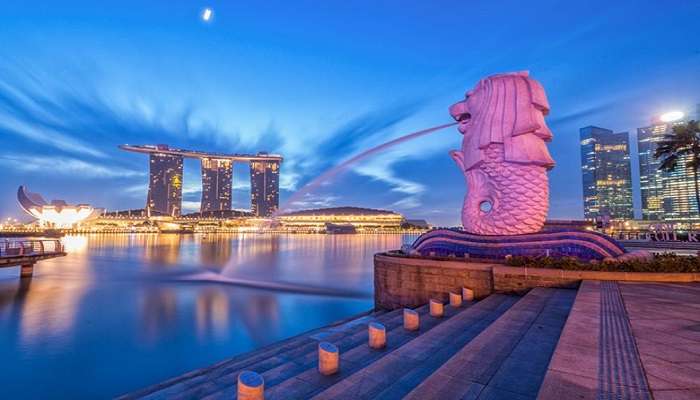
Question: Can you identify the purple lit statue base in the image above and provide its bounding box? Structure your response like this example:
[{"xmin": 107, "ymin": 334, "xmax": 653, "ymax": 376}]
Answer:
[{"xmin": 410, "ymin": 229, "xmax": 641, "ymax": 262}]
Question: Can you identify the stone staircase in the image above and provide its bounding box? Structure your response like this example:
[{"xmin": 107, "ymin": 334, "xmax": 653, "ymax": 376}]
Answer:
[
  {"xmin": 404, "ymin": 287, "xmax": 575, "ymax": 399},
  {"xmin": 311, "ymin": 294, "xmax": 519, "ymax": 399},
  {"xmin": 122, "ymin": 280, "xmax": 700, "ymax": 400},
  {"xmin": 124, "ymin": 300, "xmax": 469, "ymax": 400},
  {"xmin": 123, "ymin": 287, "xmax": 578, "ymax": 400}
]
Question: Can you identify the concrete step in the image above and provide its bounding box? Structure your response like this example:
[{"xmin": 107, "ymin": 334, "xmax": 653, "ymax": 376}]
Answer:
[
  {"xmin": 537, "ymin": 281, "xmax": 653, "ymax": 400},
  {"xmin": 255, "ymin": 301, "xmax": 473, "ymax": 400},
  {"xmin": 404, "ymin": 287, "xmax": 576, "ymax": 400},
  {"xmin": 311, "ymin": 293, "xmax": 520, "ymax": 400},
  {"xmin": 160, "ymin": 302, "xmax": 456, "ymax": 400},
  {"xmin": 128, "ymin": 308, "xmax": 402, "ymax": 399},
  {"xmin": 171, "ymin": 308, "xmax": 412, "ymax": 400}
]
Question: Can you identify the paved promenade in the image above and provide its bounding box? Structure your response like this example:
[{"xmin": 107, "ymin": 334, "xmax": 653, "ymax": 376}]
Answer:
[
  {"xmin": 538, "ymin": 281, "xmax": 700, "ymax": 400},
  {"xmin": 122, "ymin": 281, "xmax": 700, "ymax": 400}
]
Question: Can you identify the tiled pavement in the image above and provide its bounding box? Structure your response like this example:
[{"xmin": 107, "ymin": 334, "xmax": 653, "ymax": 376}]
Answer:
[
  {"xmin": 619, "ymin": 283, "xmax": 700, "ymax": 400},
  {"xmin": 538, "ymin": 281, "xmax": 700, "ymax": 400}
]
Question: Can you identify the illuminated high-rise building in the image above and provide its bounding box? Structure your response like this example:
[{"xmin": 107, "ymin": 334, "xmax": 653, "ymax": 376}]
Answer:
[
  {"xmin": 200, "ymin": 158, "xmax": 233, "ymax": 212},
  {"xmin": 250, "ymin": 155, "xmax": 280, "ymax": 217},
  {"xmin": 147, "ymin": 146, "xmax": 184, "ymax": 216},
  {"xmin": 638, "ymin": 110, "xmax": 699, "ymax": 221},
  {"xmin": 121, "ymin": 145, "xmax": 282, "ymax": 216},
  {"xmin": 580, "ymin": 126, "xmax": 633, "ymax": 221}
]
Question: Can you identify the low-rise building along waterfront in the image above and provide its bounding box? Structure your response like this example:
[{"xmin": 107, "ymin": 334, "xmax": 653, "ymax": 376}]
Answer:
[{"xmin": 278, "ymin": 207, "xmax": 406, "ymax": 232}]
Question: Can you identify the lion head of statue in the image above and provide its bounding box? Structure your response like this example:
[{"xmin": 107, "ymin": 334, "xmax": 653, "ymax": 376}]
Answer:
[{"xmin": 448, "ymin": 71, "xmax": 555, "ymax": 173}]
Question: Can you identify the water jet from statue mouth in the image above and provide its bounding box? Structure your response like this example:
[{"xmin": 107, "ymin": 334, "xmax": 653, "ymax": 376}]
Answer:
[
  {"xmin": 454, "ymin": 112, "xmax": 471, "ymax": 122},
  {"xmin": 278, "ymin": 121, "xmax": 457, "ymax": 214}
]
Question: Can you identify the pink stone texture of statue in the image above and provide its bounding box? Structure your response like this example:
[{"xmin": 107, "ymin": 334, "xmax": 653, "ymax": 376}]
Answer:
[{"xmin": 449, "ymin": 71, "xmax": 554, "ymax": 235}]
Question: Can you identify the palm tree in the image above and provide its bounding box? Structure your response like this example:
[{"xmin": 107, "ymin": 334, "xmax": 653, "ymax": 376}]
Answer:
[{"xmin": 654, "ymin": 120, "xmax": 700, "ymax": 215}]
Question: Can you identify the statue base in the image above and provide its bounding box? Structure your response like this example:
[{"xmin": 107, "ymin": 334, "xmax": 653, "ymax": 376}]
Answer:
[{"xmin": 409, "ymin": 229, "xmax": 635, "ymax": 262}]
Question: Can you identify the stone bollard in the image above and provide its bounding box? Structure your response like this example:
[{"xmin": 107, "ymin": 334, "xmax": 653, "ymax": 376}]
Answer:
[
  {"xmin": 429, "ymin": 299, "xmax": 444, "ymax": 317},
  {"xmin": 237, "ymin": 370, "xmax": 264, "ymax": 400},
  {"xmin": 318, "ymin": 342, "xmax": 339, "ymax": 375},
  {"xmin": 403, "ymin": 308, "xmax": 419, "ymax": 331},
  {"xmin": 462, "ymin": 287, "xmax": 475, "ymax": 301},
  {"xmin": 449, "ymin": 292, "xmax": 462, "ymax": 308},
  {"xmin": 368, "ymin": 322, "xmax": 386, "ymax": 349}
]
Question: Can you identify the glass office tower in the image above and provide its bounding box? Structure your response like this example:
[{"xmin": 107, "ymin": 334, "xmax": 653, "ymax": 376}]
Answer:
[
  {"xmin": 638, "ymin": 118, "xmax": 698, "ymax": 221},
  {"xmin": 580, "ymin": 126, "xmax": 634, "ymax": 221}
]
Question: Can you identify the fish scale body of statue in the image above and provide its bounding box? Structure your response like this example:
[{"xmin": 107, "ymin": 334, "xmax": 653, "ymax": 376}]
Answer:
[{"xmin": 449, "ymin": 71, "xmax": 554, "ymax": 235}]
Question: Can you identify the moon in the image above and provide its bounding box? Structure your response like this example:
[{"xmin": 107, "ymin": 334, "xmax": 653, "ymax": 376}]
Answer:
[{"xmin": 201, "ymin": 7, "xmax": 213, "ymax": 22}]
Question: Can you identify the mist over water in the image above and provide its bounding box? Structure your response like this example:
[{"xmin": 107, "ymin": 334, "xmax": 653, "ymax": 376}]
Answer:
[{"xmin": 0, "ymin": 233, "xmax": 417, "ymax": 399}]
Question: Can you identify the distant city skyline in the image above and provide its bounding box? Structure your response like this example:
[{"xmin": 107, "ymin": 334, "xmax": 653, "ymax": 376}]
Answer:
[
  {"xmin": 2, "ymin": 1, "xmax": 699, "ymax": 226},
  {"xmin": 580, "ymin": 107, "xmax": 700, "ymax": 222}
]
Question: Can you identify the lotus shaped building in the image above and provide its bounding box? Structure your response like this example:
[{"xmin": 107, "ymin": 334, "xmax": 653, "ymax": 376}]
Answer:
[{"xmin": 17, "ymin": 186, "xmax": 103, "ymax": 228}]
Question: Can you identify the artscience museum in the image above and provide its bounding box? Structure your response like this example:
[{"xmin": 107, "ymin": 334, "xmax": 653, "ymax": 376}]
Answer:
[{"xmin": 17, "ymin": 186, "xmax": 103, "ymax": 228}]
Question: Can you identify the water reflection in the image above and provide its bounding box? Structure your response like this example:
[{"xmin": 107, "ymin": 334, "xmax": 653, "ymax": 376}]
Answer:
[
  {"xmin": 0, "ymin": 233, "xmax": 414, "ymax": 398},
  {"xmin": 198, "ymin": 234, "xmax": 236, "ymax": 266},
  {"xmin": 195, "ymin": 288, "xmax": 231, "ymax": 340},
  {"xmin": 140, "ymin": 287, "xmax": 179, "ymax": 343}
]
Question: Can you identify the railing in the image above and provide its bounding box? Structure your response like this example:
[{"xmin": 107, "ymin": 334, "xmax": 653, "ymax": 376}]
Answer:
[{"xmin": 0, "ymin": 239, "xmax": 64, "ymax": 258}]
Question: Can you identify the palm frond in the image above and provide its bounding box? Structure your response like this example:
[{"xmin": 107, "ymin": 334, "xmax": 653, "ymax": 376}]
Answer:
[
  {"xmin": 658, "ymin": 154, "xmax": 678, "ymax": 172},
  {"xmin": 655, "ymin": 121, "xmax": 700, "ymax": 173}
]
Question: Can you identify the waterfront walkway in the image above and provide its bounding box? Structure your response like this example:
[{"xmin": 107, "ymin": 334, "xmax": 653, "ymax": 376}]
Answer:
[
  {"xmin": 122, "ymin": 281, "xmax": 700, "ymax": 400},
  {"xmin": 0, "ymin": 239, "xmax": 65, "ymax": 277}
]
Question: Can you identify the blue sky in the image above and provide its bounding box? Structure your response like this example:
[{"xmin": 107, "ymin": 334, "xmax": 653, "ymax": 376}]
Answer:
[{"xmin": 1, "ymin": 0, "xmax": 699, "ymax": 226}]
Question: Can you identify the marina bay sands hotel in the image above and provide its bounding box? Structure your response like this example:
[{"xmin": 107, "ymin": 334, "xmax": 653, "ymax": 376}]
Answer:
[{"xmin": 120, "ymin": 145, "xmax": 282, "ymax": 217}]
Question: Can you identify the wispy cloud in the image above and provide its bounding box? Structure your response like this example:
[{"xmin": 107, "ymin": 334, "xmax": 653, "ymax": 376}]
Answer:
[
  {"xmin": 0, "ymin": 154, "xmax": 144, "ymax": 178},
  {"xmin": 181, "ymin": 201, "xmax": 202, "ymax": 213},
  {"xmin": 0, "ymin": 63, "xmax": 287, "ymax": 159},
  {"xmin": 547, "ymin": 102, "xmax": 618, "ymax": 127},
  {"xmin": 122, "ymin": 183, "xmax": 148, "ymax": 197},
  {"xmin": 354, "ymin": 162, "xmax": 425, "ymax": 195},
  {"xmin": 0, "ymin": 114, "xmax": 107, "ymax": 159},
  {"xmin": 391, "ymin": 196, "xmax": 422, "ymax": 209},
  {"xmin": 288, "ymin": 194, "xmax": 340, "ymax": 209},
  {"xmin": 291, "ymin": 99, "xmax": 429, "ymax": 186}
]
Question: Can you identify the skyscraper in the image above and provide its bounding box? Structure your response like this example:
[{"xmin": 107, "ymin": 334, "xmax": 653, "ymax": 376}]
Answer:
[
  {"xmin": 580, "ymin": 126, "xmax": 634, "ymax": 221},
  {"xmin": 121, "ymin": 144, "xmax": 282, "ymax": 216},
  {"xmin": 147, "ymin": 147, "xmax": 183, "ymax": 216},
  {"xmin": 200, "ymin": 158, "xmax": 233, "ymax": 212},
  {"xmin": 250, "ymin": 156, "xmax": 280, "ymax": 217},
  {"xmin": 638, "ymin": 113, "xmax": 699, "ymax": 221}
]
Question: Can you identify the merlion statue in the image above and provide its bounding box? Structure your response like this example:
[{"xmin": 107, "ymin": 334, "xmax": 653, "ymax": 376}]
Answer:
[
  {"xmin": 449, "ymin": 71, "xmax": 554, "ymax": 235},
  {"xmin": 408, "ymin": 71, "xmax": 647, "ymax": 261}
]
